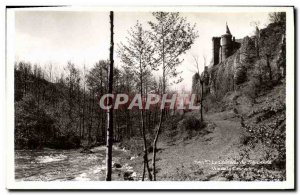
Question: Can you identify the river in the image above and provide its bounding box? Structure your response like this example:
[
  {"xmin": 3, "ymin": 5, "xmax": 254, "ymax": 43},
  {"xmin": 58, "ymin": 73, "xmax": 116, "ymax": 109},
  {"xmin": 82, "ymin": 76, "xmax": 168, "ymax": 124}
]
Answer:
[{"xmin": 15, "ymin": 146, "xmax": 138, "ymax": 181}]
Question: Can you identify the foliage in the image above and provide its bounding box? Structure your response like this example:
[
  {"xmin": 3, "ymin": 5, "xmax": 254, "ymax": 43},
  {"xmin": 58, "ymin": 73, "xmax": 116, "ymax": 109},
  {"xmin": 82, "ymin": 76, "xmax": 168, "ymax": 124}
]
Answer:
[
  {"xmin": 248, "ymin": 99, "xmax": 285, "ymax": 118},
  {"xmin": 118, "ymin": 22, "xmax": 154, "ymax": 87},
  {"xmin": 268, "ymin": 12, "xmax": 286, "ymax": 24},
  {"xmin": 234, "ymin": 65, "xmax": 247, "ymax": 85},
  {"xmin": 149, "ymin": 12, "xmax": 198, "ymax": 86},
  {"xmin": 203, "ymin": 93, "xmax": 220, "ymax": 112},
  {"xmin": 118, "ymin": 22, "xmax": 158, "ymax": 180},
  {"xmin": 220, "ymin": 166, "xmax": 285, "ymax": 181},
  {"xmin": 228, "ymin": 98, "xmax": 287, "ymax": 181},
  {"xmin": 245, "ymin": 100, "xmax": 286, "ymax": 161},
  {"xmin": 14, "ymin": 57, "xmax": 161, "ymax": 150},
  {"xmin": 147, "ymin": 11, "xmax": 198, "ymax": 180},
  {"xmin": 182, "ymin": 115, "xmax": 203, "ymax": 131},
  {"xmin": 15, "ymin": 94, "xmax": 55, "ymax": 149},
  {"xmin": 243, "ymin": 78, "xmax": 261, "ymax": 103}
]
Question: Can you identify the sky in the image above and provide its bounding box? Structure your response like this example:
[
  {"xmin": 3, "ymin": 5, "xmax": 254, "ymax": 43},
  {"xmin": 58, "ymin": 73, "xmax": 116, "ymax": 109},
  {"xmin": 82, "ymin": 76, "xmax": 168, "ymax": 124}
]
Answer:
[{"xmin": 14, "ymin": 10, "xmax": 271, "ymax": 91}]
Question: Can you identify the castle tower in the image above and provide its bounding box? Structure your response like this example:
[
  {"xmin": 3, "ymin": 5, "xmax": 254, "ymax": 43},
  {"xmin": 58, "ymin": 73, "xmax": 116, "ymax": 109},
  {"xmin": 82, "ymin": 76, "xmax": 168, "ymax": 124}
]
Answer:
[
  {"xmin": 221, "ymin": 23, "xmax": 233, "ymax": 61},
  {"xmin": 212, "ymin": 37, "xmax": 221, "ymax": 65}
]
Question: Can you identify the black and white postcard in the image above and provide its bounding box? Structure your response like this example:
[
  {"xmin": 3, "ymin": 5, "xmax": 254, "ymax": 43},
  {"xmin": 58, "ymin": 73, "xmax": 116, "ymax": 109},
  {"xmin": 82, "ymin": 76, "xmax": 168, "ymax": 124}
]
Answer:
[{"xmin": 5, "ymin": 6, "xmax": 295, "ymax": 190}]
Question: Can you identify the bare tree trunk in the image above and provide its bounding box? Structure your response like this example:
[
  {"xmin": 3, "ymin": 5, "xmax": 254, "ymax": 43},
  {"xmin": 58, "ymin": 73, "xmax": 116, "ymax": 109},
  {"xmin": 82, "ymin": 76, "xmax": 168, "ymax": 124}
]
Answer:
[
  {"xmin": 139, "ymin": 58, "xmax": 152, "ymax": 181},
  {"xmin": 100, "ymin": 69, "xmax": 105, "ymax": 143},
  {"xmin": 148, "ymin": 110, "xmax": 151, "ymax": 133},
  {"xmin": 89, "ymin": 89, "xmax": 94, "ymax": 145},
  {"xmin": 88, "ymin": 91, "xmax": 91, "ymax": 144},
  {"xmin": 152, "ymin": 35, "xmax": 165, "ymax": 180},
  {"xmin": 77, "ymin": 84, "xmax": 81, "ymax": 138},
  {"xmin": 105, "ymin": 11, "xmax": 114, "ymax": 181},
  {"xmin": 152, "ymin": 109, "xmax": 164, "ymax": 181},
  {"xmin": 256, "ymin": 38, "xmax": 260, "ymax": 58},
  {"xmin": 82, "ymin": 66, "xmax": 86, "ymax": 140},
  {"xmin": 142, "ymin": 161, "xmax": 146, "ymax": 180},
  {"xmin": 152, "ymin": 43, "xmax": 166, "ymax": 181},
  {"xmin": 200, "ymin": 80, "xmax": 204, "ymax": 122},
  {"xmin": 266, "ymin": 54, "xmax": 272, "ymax": 81}
]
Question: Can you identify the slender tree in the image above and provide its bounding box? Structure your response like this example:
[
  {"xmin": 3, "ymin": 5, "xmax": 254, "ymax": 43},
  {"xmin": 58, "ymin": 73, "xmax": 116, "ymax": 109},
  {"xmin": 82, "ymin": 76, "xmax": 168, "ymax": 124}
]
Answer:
[
  {"xmin": 86, "ymin": 61, "xmax": 109, "ymax": 142},
  {"xmin": 82, "ymin": 65, "xmax": 86, "ymax": 139},
  {"xmin": 65, "ymin": 62, "xmax": 81, "ymax": 135},
  {"xmin": 118, "ymin": 21, "xmax": 154, "ymax": 181},
  {"xmin": 106, "ymin": 11, "xmax": 114, "ymax": 181},
  {"xmin": 148, "ymin": 12, "xmax": 198, "ymax": 180},
  {"xmin": 268, "ymin": 12, "xmax": 286, "ymax": 24}
]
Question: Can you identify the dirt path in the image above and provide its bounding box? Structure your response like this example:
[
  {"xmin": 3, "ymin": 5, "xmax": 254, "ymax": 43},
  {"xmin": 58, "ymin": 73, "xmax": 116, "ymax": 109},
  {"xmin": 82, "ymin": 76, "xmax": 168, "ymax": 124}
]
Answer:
[{"xmin": 154, "ymin": 111, "xmax": 245, "ymax": 180}]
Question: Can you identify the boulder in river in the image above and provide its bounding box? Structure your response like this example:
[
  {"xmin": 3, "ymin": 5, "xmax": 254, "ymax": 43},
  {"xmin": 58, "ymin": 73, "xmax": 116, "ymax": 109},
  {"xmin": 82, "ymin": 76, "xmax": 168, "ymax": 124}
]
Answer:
[
  {"xmin": 130, "ymin": 156, "xmax": 137, "ymax": 160},
  {"xmin": 113, "ymin": 162, "xmax": 122, "ymax": 168},
  {"xmin": 124, "ymin": 171, "xmax": 135, "ymax": 181},
  {"xmin": 80, "ymin": 148, "xmax": 94, "ymax": 154}
]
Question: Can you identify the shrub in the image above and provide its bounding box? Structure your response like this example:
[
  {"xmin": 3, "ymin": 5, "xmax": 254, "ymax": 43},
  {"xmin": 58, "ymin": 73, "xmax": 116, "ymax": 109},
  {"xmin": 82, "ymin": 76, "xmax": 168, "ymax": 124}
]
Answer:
[
  {"xmin": 182, "ymin": 116, "xmax": 203, "ymax": 131},
  {"xmin": 243, "ymin": 78, "xmax": 260, "ymax": 103},
  {"xmin": 242, "ymin": 116, "xmax": 286, "ymax": 168},
  {"xmin": 235, "ymin": 65, "xmax": 247, "ymax": 85},
  {"xmin": 15, "ymin": 94, "xmax": 56, "ymax": 149},
  {"xmin": 204, "ymin": 93, "xmax": 219, "ymax": 112},
  {"xmin": 119, "ymin": 136, "xmax": 149, "ymax": 155},
  {"xmin": 239, "ymin": 135, "xmax": 253, "ymax": 145},
  {"xmin": 268, "ymin": 12, "xmax": 286, "ymax": 24}
]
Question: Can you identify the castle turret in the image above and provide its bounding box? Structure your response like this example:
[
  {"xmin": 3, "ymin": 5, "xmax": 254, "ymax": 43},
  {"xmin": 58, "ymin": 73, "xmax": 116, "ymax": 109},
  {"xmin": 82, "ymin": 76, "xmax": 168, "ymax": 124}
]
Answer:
[
  {"xmin": 211, "ymin": 23, "xmax": 238, "ymax": 65},
  {"xmin": 221, "ymin": 23, "xmax": 233, "ymax": 61}
]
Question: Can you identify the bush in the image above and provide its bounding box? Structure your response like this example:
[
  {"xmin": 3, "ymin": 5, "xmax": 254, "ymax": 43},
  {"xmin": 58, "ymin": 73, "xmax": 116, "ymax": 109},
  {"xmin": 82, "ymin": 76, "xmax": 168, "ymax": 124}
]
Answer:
[
  {"xmin": 239, "ymin": 135, "xmax": 254, "ymax": 145},
  {"xmin": 268, "ymin": 12, "xmax": 286, "ymax": 24},
  {"xmin": 119, "ymin": 136, "xmax": 147, "ymax": 155},
  {"xmin": 204, "ymin": 93, "xmax": 219, "ymax": 112},
  {"xmin": 242, "ymin": 115, "xmax": 286, "ymax": 168},
  {"xmin": 235, "ymin": 65, "xmax": 247, "ymax": 85},
  {"xmin": 166, "ymin": 113, "xmax": 184, "ymax": 130},
  {"xmin": 15, "ymin": 94, "xmax": 56, "ymax": 149},
  {"xmin": 243, "ymin": 78, "xmax": 260, "ymax": 103},
  {"xmin": 46, "ymin": 134, "xmax": 81, "ymax": 149},
  {"xmin": 182, "ymin": 116, "xmax": 202, "ymax": 131}
]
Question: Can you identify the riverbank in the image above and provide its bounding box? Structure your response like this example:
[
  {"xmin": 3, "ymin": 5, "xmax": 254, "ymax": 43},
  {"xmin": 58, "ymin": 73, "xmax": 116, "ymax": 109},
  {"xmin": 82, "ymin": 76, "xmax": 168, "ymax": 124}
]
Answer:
[{"xmin": 15, "ymin": 145, "xmax": 139, "ymax": 181}]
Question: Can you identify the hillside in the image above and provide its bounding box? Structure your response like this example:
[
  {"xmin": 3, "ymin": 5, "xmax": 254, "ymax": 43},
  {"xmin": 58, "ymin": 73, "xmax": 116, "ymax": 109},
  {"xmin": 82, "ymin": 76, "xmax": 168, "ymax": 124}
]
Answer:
[
  {"xmin": 126, "ymin": 22, "xmax": 286, "ymax": 181},
  {"xmin": 139, "ymin": 83, "xmax": 285, "ymax": 181},
  {"xmin": 15, "ymin": 67, "xmax": 82, "ymax": 149}
]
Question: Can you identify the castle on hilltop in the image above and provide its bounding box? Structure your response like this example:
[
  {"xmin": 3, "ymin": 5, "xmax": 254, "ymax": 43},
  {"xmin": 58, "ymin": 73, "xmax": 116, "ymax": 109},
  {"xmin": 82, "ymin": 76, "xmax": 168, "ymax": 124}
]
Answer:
[{"xmin": 212, "ymin": 23, "xmax": 241, "ymax": 65}]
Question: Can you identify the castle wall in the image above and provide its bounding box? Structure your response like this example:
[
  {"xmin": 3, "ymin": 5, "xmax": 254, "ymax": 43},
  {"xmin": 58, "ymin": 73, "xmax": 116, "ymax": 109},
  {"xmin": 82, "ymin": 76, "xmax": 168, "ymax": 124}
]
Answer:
[{"xmin": 212, "ymin": 37, "xmax": 221, "ymax": 65}]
